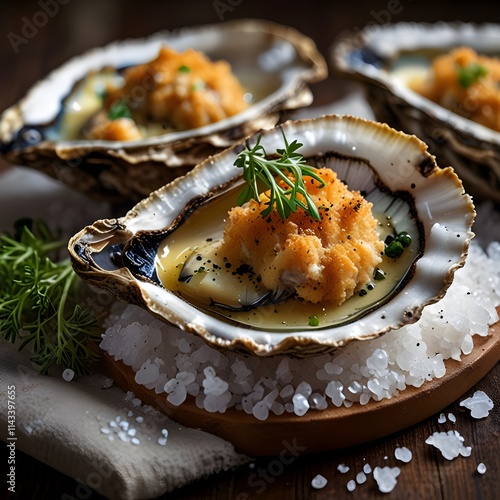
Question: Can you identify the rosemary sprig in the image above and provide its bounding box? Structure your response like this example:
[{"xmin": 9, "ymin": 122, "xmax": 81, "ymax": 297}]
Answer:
[
  {"xmin": 234, "ymin": 133, "xmax": 326, "ymax": 220},
  {"xmin": 0, "ymin": 219, "xmax": 100, "ymax": 375}
]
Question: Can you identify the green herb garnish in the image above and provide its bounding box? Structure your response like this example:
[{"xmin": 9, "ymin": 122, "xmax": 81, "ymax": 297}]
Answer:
[
  {"xmin": 108, "ymin": 99, "xmax": 132, "ymax": 120},
  {"xmin": 457, "ymin": 63, "xmax": 488, "ymax": 89},
  {"xmin": 373, "ymin": 268, "xmax": 386, "ymax": 281},
  {"xmin": 308, "ymin": 315, "xmax": 320, "ymax": 327},
  {"xmin": 384, "ymin": 231, "xmax": 412, "ymax": 258},
  {"xmin": 0, "ymin": 219, "xmax": 100, "ymax": 375},
  {"xmin": 235, "ymin": 133, "xmax": 326, "ymax": 220},
  {"xmin": 178, "ymin": 65, "xmax": 191, "ymax": 73}
]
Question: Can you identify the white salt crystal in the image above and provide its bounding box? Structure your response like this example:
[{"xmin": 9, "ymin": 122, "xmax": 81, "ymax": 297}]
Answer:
[
  {"xmin": 252, "ymin": 401, "xmax": 269, "ymax": 421},
  {"xmin": 100, "ymin": 427, "xmax": 111, "ymax": 435},
  {"xmin": 311, "ymin": 393, "xmax": 328, "ymax": 410},
  {"xmin": 366, "ymin": 349, "xmax": 388, "ymax": 372},
  {"xmin": 176, "ymin": 371, "xmax": 196, "ymax": 386},
  {"xmin": 356, "ymin": 471, "xmax": 367, "ymax": 484},
  {"xmin": 425, "ymin": 430, "xmax": 470, "ymax": 460},
  {"xmin": 119, "ymin": 420, "xmax": 129, "ymax": 431},
  {"xmin": 459, "ymin": 391, "xmax": 494, "ymax": 418},
  {"xmin": 167, "ymin": 383, "xmax": 187, "ymax": 406},
  {"xmin": 295, "ymin": 381, "xmax": 312, "ymax": 397},
  {"xmin": 373, "ymin": 466, "xmax": 401, "ymax": 493},
  {"xmin": 158, "ymin": 437, "xmax": 168, "ymax": 446},
  {"xmin": 118, "ymin": 431, "xmax": 130, "ymax": 442},
  {"xmin": 241, "ymin": 396, "xmax": 253, "ymax": 414},
  {"xmin": 62, "ymin": 369, "xmax": 74, "ymax": 382},
  {"xmin": 161, "ymin": 428, "xmax": 168, "ymax": 437},
  {"xmin": 127, "ymin": 428, "xmax": 137, "ymax": 437},
  {"xmin": 348, "ymin": 381, "xmax": 363, "ymax": 394},
  {"xmin": 395, "ymin": 446, "xmax": 412, "ymax": 463},
  {"xmin": 438, "ymin": 413, "xmax": 447, "ymax": 424},
  {"xmin": 448, "ymin": 412, "xmax": 456, "ymax": 423},
  {"xmin": 311, "ymin": 474, "xmax": 328, "ymax": 489},
  {"xmin": 135, "ymin": 416, "xmax": 144, "ymax": 423},
  {"xmin": 346, "ymin": 479, "xmax": 356, "ymax": 492},
  {"xmin": 477, "ymin": 463, "xmax": 487, "ymax": 474},
  {"xmin": 326, "ymin": 381, "xmax": 345, "ymax": 407},
  {"xmin": 131, "ymin": 437, "xmax": 140, "ymax": 445},
  {"xmin": 292, "ymin": 394, "xmax": 310, "ymax": 416},
  {"xmin": 363, "ymin": 463, "xmax": 372, "ymax": 474},
  {"xmin": 203, "ymin": 376, "xmax": 229, "ymax": 396},
  {"xmin": 279, "ymin": 384, "xmax": 294, "ymax": 399},
  {"xmin": 337, "ymin": 463, "xmax": 349, "ymax": 473}
]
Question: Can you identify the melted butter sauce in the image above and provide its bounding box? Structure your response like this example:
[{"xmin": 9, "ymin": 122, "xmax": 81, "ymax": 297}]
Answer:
[{"xmin": 156, "ymin": 185, "xmax": 419, "ymax": 331}]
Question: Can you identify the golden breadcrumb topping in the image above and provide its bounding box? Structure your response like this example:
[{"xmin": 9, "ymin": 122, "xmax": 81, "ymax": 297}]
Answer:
[
  {"xmin": 411, "ymin": 47, "xmax": 500, "ymax": 132},
  {"xmin": 220, "ymin": 168, "xmax": 384, "ymax": 305},
  {"xmin": 89, "ymin": 46, "xmax": 248, "ymax": 140}
]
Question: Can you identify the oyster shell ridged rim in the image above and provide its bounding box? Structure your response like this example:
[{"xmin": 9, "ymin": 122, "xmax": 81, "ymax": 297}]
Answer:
[
  {"xmin": 0, "ymin": 18, "xmax": 327, "ymax": 149},
  {"xmin": 331, "ymin": 21, "xmax": 500, "ymax": 145},
  {"xmin": 69, "ymin": 115, "xmax": 475, "ymax": 356}
]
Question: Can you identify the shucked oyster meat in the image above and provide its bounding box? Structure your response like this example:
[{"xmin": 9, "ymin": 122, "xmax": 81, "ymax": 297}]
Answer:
[
  {"xmin": 69, "ymin": 115, "xmax": 475, "ymax": 357},
  {"xmin": 0, "ymin": 19, "xmax": 326, "ymax": 203}
]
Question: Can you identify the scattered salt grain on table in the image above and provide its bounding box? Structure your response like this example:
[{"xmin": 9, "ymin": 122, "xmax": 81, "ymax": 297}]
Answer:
[
  {"xmin": 438, "ymin": 413, "xmax": 447, "ymax": 424},
  {"xmin": 459, "ymin": 391, "xmax": 494, "ymax": 418},
  {"xmin": 425, "ymin": 430, "xmax": 472, "ymax": 460},
  {"xmin": 337, "ymin": 464, "xmax": 350, "ymax": 473},
  {"xmin": 448, "ymin": 412, "xmax": 456, "ymax": 423},
  {"xmin": 346, "ymin": 479, "xmax": 356, "ymax": 492},
  {"xmin": 356, "ymin": 471, "xmax": 367, "ymax": 484},
  {"xmin": 395, "ymin": 446, "xmax": 412, "ymax": 463},
  {"xmin": 311, "ymin": 474, "xmax": 328, "ymax": 489},
  {"xmin": 477, "ymin": 463, "xmax": 487, "ymax": 474},
  {"xmin": 373, "ymin": 466, "xmax": 401, "ymax": 493}
]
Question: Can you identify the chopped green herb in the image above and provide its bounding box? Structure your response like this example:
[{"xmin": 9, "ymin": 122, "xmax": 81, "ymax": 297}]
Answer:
[
  {"xmin": 359, "ymin": 289, "xmax": 368, "ymax": 297},
  {"xmin": 235, "ymin": 132, "xmax": 326, "ymax": 220},
  {"xmin": 308, "ymin": 315, "xmax": 320, "ymax": 326},
  {"xmin": 108, "ymin": 99, "xmax": 132, "ymax": 120},
  {"xmin": 195, "ymin": 266, "xmax": 206, "ymax": 274},
  {"xmin": 373, "ymin": 268, "xmax": 386, "ymax": 281},
  {"xmin": 178, "ymin": 65, "xmax": 191, "ymax": 73},
  {"xmin": 384, "ymin": 231, "xmax": 412, "ymax": 258},
  {"xmin": 457, "ymin": 62, "xmax": 488, "ymax": 89},
  {"xmin": 0, "ymin": 219, "xmax": 100, "ymax": 375}
]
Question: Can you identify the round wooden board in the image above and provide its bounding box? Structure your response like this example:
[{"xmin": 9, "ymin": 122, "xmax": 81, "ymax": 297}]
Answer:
[{"xmin": 97, "ymin": 317, "xmax": 500, "ymax": 457}]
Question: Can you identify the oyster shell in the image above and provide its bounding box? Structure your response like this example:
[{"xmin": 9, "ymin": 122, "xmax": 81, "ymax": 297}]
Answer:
[
  {"xmin": 0, "ymin": 19, "xmax": 326, "ymax": 203},
  {"xmin": 331, "ymin": 22, "xmax": 500, "ymax": 202},
  {"xmin": 69, "ymin": 115, "xmax": 475, "ymax": 357}
]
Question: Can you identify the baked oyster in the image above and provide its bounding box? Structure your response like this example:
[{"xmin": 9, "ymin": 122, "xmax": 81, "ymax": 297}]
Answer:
[
  {"xmin": 331, "ymin": 22, "xmax": 500, "ymax": 202},
  {"xmin": 69, "ymin": 115, "xmax": 475, "ymax": 357},
  {"xmin": 0, "ymin": 19, "xmax": 326, "ymax": 203}
]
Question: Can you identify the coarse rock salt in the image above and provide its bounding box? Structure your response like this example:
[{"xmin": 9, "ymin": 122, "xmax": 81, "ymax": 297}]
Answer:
[
  {"xmin": 373, "ymin": 466, "xmax": 401, "ymax": 493},
  {"xmin": 346, "ymin": 479, "xmax": 356, "ymax": 492},
  {"xmin": 62, "ymin": 368, "xmax": 75, "ymax": 382},
  {"xmin": 438, "ymin": 413, "xmax": 447, "ymax": 424},
  {"xmin": 356, "ymin": 471, "xmax": 367, "ymax": 484},
  {"xmin": 337, "ymin": 463, "xmax": 350, "ymax": 473},
  {"xmin": 394, "ymin": 446, "xmax": 412, "ymax": 463},
  {"xmin": 363, "ymin": 463, "xmax": 372, "ymax": 474},
  {"xmin": 99, "ymin": 242, "xmax": 500, "ymax": 420},
  {"xmin": 477, "ymin": 463, "xmax": 487, "ymax": 474},
  {"xmin": 459, "ymin": 391, "xmax": 494, "ymax": 418},
  {"xmin": 311, "ymin": 474, "xmax": 328, "ymax": 489},
  {"xmin": 448, "ymin": 412, "xmax": 456, "ymax": 423},
  {"xmin": 425, "ymin": 430, "xmax": 472, "ymax": 460}
]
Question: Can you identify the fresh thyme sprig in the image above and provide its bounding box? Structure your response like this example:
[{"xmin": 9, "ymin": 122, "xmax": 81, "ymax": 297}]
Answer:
[
  {"xmin": 0, "ymin": 219, "xmax": 100, "ymax": 376},
  {"xmin": 234, "ymin": 133, "xmax": 326, "ymax": 220}
]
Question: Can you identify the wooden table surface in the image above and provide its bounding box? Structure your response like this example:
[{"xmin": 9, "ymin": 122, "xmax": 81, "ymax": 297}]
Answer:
[{"xmin": 1, "ymin": 1, "xmax": 498, "ymax": 499}]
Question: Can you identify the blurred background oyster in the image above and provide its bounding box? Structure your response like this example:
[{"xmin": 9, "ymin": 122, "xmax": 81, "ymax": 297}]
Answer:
[
  {"xmin": 0, "ymin": 19, "xmax": 327, "ymax": 203},
  {"xmin": 331, "ymin": 22, "xmax": 500, "ymax": 202}
]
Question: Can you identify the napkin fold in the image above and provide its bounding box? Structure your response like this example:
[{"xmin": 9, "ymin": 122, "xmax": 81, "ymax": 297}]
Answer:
[{"xmin": 0, "ymin": 344, "xmax": 248, "ymax": 499}]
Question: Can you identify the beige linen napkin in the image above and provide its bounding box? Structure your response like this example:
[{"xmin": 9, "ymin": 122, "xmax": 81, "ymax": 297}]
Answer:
[{"xmin": 0, "ymin": 342, "xmax": 248, "ymax": 499}]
